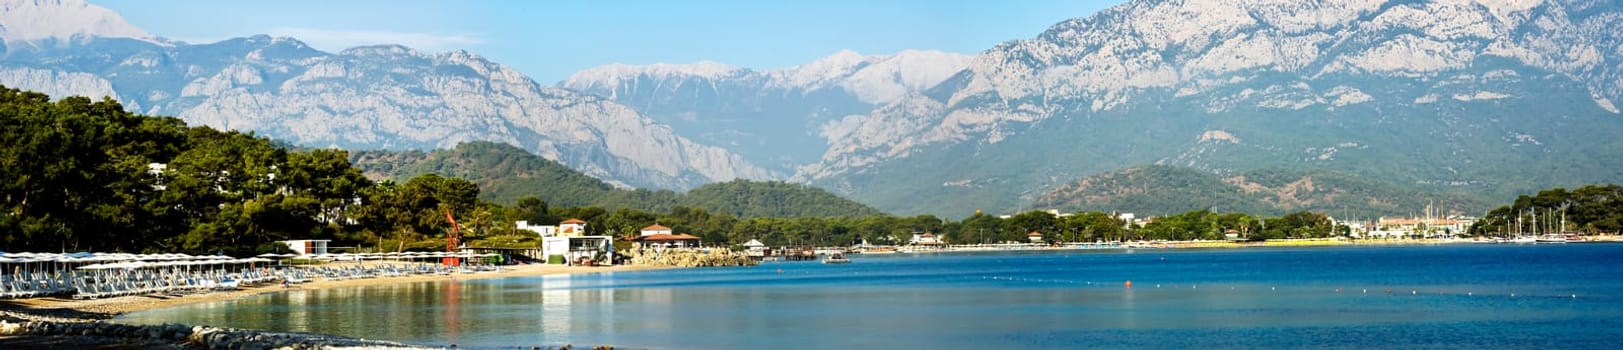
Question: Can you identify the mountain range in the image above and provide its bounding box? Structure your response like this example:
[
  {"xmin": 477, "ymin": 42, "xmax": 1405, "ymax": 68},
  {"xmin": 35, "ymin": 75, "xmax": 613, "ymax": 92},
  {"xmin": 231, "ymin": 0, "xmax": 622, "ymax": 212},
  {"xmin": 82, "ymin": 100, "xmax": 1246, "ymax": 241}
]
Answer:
[
  {"xmin": 5, "ymin": 0, "xmax": 1623, "ymax": 219},
  {"xmin": 560, "ymin": 49, "xmax": 972, "ymax": 172},
  {"xmin": 786, "ymin": 0, "xmax": 1623, "ymax": 216},
  {"xmin": 0, "ymin": 0, "xmax": 770, "ymax": 190}
]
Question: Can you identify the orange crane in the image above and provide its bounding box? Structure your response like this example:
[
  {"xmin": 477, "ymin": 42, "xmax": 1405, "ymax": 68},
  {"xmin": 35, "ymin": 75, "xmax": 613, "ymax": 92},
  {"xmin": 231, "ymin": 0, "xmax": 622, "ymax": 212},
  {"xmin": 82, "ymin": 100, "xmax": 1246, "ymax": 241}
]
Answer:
[{"xmin": 444, "ymin": 208, "xmax": 461, "ymax": 266}]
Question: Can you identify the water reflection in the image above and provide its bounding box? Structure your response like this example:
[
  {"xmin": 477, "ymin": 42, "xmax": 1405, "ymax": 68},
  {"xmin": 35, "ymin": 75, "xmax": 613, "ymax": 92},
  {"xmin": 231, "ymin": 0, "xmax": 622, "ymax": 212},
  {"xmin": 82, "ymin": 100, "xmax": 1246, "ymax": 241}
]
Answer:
[{"xmin": 116, "ymin": 246, "xmax": 1623, "ymax": 349}]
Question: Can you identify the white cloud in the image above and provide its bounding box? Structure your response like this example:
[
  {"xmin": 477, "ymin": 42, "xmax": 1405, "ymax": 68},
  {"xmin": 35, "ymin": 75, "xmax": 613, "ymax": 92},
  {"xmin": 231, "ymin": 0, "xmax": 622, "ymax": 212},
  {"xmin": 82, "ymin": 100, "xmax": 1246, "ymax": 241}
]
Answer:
[{"xmin": 266, "ymin": 27, "xmax": 482, "ymax": 53}]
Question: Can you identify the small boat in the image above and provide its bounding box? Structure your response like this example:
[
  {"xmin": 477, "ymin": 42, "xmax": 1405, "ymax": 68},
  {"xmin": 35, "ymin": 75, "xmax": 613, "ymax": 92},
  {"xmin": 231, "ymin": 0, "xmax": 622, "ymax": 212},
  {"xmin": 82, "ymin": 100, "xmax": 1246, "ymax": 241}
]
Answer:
[
  {"xmin": 822, "ymin": 253, "xmax": 851, "ymax": 264},
  {"xmin": 1536, "ymin": 234, "xmax": 1569, "ymax": 244}
]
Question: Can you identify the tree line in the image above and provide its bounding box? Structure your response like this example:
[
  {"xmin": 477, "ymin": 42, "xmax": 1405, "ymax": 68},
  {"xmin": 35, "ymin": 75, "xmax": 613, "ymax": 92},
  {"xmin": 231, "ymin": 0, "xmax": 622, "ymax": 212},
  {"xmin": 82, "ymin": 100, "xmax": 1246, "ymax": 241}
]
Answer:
[{"xmin": 1468, "ymin": 184, "xmax": 1623, "ymax": 235}]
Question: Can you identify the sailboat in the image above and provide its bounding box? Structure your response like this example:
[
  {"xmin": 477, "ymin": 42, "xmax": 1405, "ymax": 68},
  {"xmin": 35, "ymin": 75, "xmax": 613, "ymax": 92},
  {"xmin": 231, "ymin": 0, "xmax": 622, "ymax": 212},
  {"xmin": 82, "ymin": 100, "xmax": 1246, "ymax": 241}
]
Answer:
[
  {"xmin": 1508, "ymin": 208, "xmax": 1536, "ymax": 244},
  {"xmin": 1535, "ymin": 207, "xmax": 1569, "ymax": 243}
]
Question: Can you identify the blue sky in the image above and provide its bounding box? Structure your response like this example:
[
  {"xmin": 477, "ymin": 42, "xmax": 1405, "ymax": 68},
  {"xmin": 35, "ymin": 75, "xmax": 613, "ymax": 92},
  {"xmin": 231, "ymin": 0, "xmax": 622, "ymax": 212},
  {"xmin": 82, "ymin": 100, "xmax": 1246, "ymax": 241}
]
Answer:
[{"xmin": 96, "ymin": 1, "xmax": 1125, "ymax": 83}]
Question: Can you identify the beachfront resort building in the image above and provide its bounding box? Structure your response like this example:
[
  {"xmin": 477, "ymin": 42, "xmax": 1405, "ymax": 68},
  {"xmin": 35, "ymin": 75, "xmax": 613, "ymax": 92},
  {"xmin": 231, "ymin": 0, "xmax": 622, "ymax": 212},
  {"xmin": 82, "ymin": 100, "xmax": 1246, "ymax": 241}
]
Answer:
[
  {"xmin": 1027, "ymin": 231, "xmax": 1044, "ymax": 243},
  {"xmin": 519, "ymin": 218, "xmax": 615, "ymax": 265},
  {"xmin": 517, "ymin": 218, "xmax": 588, "ymax": 237},
  {"xmin": 280, "ymin": 239, "xmax": 331, "ymax": 255},
  {"xmin": 1366, "ymin": 216, "xmax": 1476, "ymax": 239},
  {"xmin": 629, "ymin": 224, "xmax": 702, "ymax": 248}
]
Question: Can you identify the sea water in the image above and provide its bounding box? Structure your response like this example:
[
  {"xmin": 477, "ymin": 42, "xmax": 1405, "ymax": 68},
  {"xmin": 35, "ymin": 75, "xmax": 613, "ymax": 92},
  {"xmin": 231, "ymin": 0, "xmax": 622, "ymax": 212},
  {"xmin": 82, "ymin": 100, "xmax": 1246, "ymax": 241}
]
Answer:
[{"xmin": 117, "ymin": 244, "xmax": 1623, "ymax": 349}]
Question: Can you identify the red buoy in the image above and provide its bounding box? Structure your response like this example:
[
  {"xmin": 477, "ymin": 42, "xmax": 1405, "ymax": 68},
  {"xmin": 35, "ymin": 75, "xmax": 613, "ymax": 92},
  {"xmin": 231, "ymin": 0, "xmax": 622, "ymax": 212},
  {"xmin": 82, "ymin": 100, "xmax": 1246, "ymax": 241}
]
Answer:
[{"xmin": 1125, "ymin": 280, "xmax": 1133, "ymax": 289}]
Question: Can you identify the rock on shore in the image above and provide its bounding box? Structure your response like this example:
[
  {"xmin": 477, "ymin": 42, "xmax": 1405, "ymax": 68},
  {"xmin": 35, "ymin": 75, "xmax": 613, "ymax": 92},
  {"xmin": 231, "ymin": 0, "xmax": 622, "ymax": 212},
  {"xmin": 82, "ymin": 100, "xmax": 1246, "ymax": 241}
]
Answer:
[
  {"xmin": 0, "ymin": 319, "xmax": 426, "ymax": 350},
  {"xmin": 625, "ymin": 247, "xmax": 758, "ymax": 267}
]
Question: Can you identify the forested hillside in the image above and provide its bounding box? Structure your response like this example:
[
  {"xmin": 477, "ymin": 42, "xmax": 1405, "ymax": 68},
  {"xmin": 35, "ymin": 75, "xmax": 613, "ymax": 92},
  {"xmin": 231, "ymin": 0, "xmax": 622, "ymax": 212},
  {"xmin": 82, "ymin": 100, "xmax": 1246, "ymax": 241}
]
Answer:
[
  {"xmin": 1034, "ymin": 165, "xmax": 1494, "ymax": 218},
  {"xmin": 351, "ymin": 142, "xmax": 883, "ymax": 218}
]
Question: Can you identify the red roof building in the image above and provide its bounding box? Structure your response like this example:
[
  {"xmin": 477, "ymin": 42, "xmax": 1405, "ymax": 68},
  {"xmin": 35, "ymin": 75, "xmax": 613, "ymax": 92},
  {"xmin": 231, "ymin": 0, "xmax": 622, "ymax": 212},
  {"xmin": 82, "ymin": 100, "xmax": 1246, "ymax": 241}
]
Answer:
[
  {"xmin": 640, "ymin": 224, "xmax": 673, "ymax": 236},
  {"xmin": 632, "ymin": 233, "xmax": 701, "ymax": 248}
]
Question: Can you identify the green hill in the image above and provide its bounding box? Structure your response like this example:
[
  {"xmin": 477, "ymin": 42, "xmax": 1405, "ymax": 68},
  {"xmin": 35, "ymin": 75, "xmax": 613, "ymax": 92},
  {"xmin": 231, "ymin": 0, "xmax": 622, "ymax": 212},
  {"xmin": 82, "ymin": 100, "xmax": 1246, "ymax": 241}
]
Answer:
[
  {"xmin": 352, "ymin": 142, "xmax": 883, "ymax": 218},
  {"xmin": 1033, "ymin": 165, "xmax": 1495, "ymax": 218},
  {"xmin": 352, "ymin": 142, "xmax": 617, "ymax": 207}
]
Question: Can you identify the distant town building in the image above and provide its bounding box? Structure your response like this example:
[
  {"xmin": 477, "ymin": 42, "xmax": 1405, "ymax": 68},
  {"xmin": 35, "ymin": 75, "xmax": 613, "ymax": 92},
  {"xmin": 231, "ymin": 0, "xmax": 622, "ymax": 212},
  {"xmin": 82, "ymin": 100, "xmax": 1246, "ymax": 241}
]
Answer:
[
  {"xmin": 742, "ymin": 239, "xmax": 767, "ymax": 252},
  {"xmin": 910, "ymin": 232, "xmax": 943, "ymax": 246},
  {"xmin": 1367, "ymin": 216, "xmax": 1476, "ymax": 239}
]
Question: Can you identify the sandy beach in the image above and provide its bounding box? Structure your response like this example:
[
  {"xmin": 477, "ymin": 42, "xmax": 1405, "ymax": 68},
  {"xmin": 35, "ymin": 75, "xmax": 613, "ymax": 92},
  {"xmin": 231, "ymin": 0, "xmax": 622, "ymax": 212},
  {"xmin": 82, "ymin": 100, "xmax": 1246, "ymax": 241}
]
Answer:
[{"xmin": 3, "ymin": 263, "xmax": 670, "ymax": 321}]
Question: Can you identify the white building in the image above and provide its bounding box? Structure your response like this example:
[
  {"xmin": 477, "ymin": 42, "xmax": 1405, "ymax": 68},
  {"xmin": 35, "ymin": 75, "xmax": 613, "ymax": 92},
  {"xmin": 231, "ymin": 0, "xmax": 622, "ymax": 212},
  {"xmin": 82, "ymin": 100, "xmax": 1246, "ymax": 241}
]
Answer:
[
  {"xmin": 516, "ymin": 220, "xmax": 557, "ymax": 236},
  {"xmin": 910, "ymin": 232, "xmax": 943, "ymax": 246},
  {"xmin": 281, "ymin": 240, "xmax": 330, "ymax": 255},
  {"xmin": 1365, "ymin": 216, "xmax": 1475, "ymax": 239},
  {"xmin": 522, "ymin": 219, "xmax": 614, "ymax": 265},
  {"xmin": 742, "ymin": 239, "xmax": 767, "ymax": 257}
]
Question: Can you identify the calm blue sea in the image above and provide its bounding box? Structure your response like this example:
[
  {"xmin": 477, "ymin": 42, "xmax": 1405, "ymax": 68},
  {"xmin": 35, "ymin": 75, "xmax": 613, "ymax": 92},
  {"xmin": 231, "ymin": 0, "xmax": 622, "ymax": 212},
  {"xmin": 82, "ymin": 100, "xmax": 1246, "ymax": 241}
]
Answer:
[{"xmin": 117, "ymin": 244, "xmax": 1623, "ymax": 349}]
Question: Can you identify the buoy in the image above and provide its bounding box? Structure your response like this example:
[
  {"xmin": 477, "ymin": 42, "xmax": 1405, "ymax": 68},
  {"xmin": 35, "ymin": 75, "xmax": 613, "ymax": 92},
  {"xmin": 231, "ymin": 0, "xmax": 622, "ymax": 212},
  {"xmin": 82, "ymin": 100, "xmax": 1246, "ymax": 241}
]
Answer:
[
  {"xmin": 1511, "ymin": 293, "xmax": 1516, "ymax": 297},
  {"xmin": 1336, "ymin": 288, "xmax": 1342, "ymax": 293},
  {"xmin": 1157, "ymin": 284, "xmax": 1161, "ymax": 288},
  {"xmin": 1362, "ymin": 289, "xmax": 1367, "ymax": 294},
  {"xmin": 1572, "ymin": 294, "xmax": 1577, "ymax": 299},
  {"xmin": 1412, "ymin": 290, "xmax": 1417, "ymax": 295},
  {"xmin": 1125, "ymin": 280, "xmax": 1133, "ymax": 289},
  {"xmin": 1271, "ymin": 286, "xmax": 1276, "ymax": 291},
  {"xmin": 776, "ymin": 269, "xmax": 782, "ymax": 273}
]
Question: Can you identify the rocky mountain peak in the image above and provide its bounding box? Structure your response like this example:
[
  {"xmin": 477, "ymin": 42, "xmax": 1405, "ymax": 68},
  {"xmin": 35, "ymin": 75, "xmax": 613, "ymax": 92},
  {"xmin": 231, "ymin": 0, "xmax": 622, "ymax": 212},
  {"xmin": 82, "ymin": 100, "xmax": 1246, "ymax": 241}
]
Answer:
[
  {"xmin": 338, "ymin": 44, "xmax": 423, "ymax": 58},
  {"xmin": 0, "ymin": 0, "xmax": 157, "ymax": 46},
  {"xmin": 560, "ymin": 61, "xmax": 742, "ymax": 95},
  {"xmin": 765, "ymin": 49, "xmax": 876, "ymax": 90},
  {"xmin": 792, "ymin": 0, "xmax": 1623, "ymax": 216}
]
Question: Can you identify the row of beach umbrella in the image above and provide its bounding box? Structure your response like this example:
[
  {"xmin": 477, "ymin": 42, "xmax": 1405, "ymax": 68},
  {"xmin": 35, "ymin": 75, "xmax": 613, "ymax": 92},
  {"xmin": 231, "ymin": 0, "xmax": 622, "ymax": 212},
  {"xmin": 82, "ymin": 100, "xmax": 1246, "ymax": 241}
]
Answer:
[
  {"xmin": 0, "ymin": 252, "xmax": 238, "ymax": 263},
  {"xmin": 256, "ymin": 252, "xmax": 500, "ymax": 260},
  {"xmin": 75, "ymin": 258, "xmax": 275, "ymax": 270}
]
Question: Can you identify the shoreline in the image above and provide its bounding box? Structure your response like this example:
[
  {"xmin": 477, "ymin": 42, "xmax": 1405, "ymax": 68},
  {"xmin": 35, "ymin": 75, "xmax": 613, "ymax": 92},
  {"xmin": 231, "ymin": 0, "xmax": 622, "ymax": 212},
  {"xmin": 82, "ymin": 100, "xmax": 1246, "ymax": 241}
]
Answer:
[
  {"xmin": 5, "ymin": 263, "xmax": 672, "ymax": 321},
  {"xmin": 5, "ymin": 240, "xmax": 1616, "ymax": 348},
  {"xmin": 2, "ymin": 263, "xmax": 670, "ymax": 349}
]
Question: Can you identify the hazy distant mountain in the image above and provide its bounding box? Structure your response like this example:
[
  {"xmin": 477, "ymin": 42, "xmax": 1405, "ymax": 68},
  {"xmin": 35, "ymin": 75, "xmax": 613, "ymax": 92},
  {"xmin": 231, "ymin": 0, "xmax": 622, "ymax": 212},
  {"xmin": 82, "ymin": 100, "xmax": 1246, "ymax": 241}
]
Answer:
[
  {"xmin": 0, "ymin": 0, "xmax": 771, "ymax": 190},
  {"xmin": 0, "ymin": 0, "xmax": 158, "ymax": 46},
  {"xmin": 793, "ymin": 0, "xmax": 1623, "ymax": 216},
  {"xmin": 561, "ymin": 50, "xmax": 972, "ymax": 172}
]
